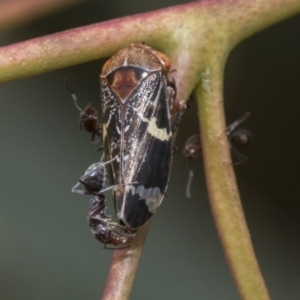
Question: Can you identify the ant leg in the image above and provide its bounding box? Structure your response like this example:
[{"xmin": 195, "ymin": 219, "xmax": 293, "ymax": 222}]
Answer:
[
  {"xmin": 226, "ymin": 112, "xmax": 251, "ymax": 135},
  {"xmin": 186, "ymin": 169, "xmax": 194, "ymax": 198},
  {"xmin": 103, "ymin": 243, "xmax": 131, "ymax": 250},
  {"xmin": 65, "ymin": 77, "xmax": 83, "ymax": 112},
  {"xmin": 71, "ymin": 182, "xmax": 92, "ymax": 195},
  {"xmin": 99, "ymin": 181, "xmax": 138, "ymax": 194},
  {"xmin": 230, "ymin": 147, "xmax": 249, "ymax": 165}
]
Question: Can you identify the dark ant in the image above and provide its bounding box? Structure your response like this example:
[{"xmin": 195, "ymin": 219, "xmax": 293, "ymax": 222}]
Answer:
[
  {"xmin": 183, "ymin": 112, "xmax": 252, "ymax": 197},
  {"xmin": 226, "ymin": 112, "xmax": 252, "ymax": 163},
  {"xmin": 72, "ymin": 160, "xmax": 135, "ymax": 249},
  {"xmin": 88, "ymin": 195, "xmax": 133, "ymax": 248},
  {"xmin": 65, "ymin": 78, "xmax": 103, "ymax": 143}
]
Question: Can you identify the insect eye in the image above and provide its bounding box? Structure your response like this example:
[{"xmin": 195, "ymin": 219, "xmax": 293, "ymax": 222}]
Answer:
[
  {"xmin": 140, "ymin": 71, "xmax": 148, "ymax": 79},
  {"xmin": 132, "ymin": 68, "xmax": 149, "ymax": 81},
  {"xmin": 154, "ymin": 52, "xmax": 171, "ymax": 71}
]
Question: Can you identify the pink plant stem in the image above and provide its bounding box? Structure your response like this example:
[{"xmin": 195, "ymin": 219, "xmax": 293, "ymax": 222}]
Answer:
[
  {"xmin": 102, "ymin": 223, "xmax": 150, "ymax": 300},
  {"xmin": 0, "ymin": 0, "xmax": 83, "ymax": 31}
]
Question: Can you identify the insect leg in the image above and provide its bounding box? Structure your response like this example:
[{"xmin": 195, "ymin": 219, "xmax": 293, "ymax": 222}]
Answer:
[{"xmin": 226, "ymin": 112, "xmax": 251, "ymax": 135}]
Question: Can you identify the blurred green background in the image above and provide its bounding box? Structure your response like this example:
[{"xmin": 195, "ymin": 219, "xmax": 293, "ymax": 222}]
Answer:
[{"xmin": 1, "ymin": 1, "xmax": 300, "ymax": 299}]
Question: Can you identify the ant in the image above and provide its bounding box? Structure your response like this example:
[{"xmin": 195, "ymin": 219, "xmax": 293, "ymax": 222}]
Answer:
[
  {"xmin": 72, "ymin": 160, "xmax": 135, "ymax": 249},
  {"xmin": 65, "ymin": 78, "xmax": 103, "ymax": 143},
  {"xmin": 183, "ymin": 112, "xmax": 252, "ymax": 197}
]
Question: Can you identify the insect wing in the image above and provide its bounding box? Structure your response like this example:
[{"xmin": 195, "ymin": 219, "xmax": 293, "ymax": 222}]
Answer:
[
  {"xmin": 122, "ymin": 72, "xmax": 173, "ymax": 229},
  {"xmin": 102, "ymin": 70, "xmax": 173, "ymax": 229},
  {"xmin": 101, "ymin": 78, "xmax": 122, "ymax": 181}
]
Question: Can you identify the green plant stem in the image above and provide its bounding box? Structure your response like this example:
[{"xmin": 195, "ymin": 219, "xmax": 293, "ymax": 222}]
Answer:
[
  {"xmin": 196, "ymin": 63, "xmax": 269, "ymax": 299},
  {"xmin": 1, "ymin": 0, "xmax": 300, "ymax": 96}
]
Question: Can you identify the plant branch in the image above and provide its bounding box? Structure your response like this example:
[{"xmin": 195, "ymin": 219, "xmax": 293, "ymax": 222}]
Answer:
[
  {"xmin": 1, "ymin": 0, "xmax": 299, "ymax": 93},
  {"xmin": 0, "ymin": 0, "xmax": 83, "ymax": 32},
  {"xmin": 196, "ymin": 62, "xmax": 270, "ymax": 299},
  {"xmin": 102, "ymin": 222, "xmax": 150, "ymax": 300},
  {"xmin": 1, "ymin": 0, "xmax": 300, "ymax": 299}
]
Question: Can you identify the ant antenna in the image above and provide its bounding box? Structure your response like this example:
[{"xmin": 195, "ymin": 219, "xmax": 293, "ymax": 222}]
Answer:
[{"xmin": 65, "ymin": 77, "xmax": 83, "ymax": 112}]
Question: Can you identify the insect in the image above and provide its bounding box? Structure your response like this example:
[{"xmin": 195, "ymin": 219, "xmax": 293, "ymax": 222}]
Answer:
[
  {"xmin": 66, "ymin": 80, "xmax": 134, "ymax": 248},
  {"xmin": 225, "ymin": 112, "xmax": 252, "ymax": 161},
  {"xmin": 183, "ymin": 112, "xmax": 252, "ymax": 197},
  {"xmin": 65, "ymin": 78, "xmax": 103, "ymax": 143},
  {"xmin": 101, "ymin": 43, "xmax": 186, "ymax": 232},
  {"xmin": 67, "ymin": 80, "xmax": 135, "ymax": 248},
  {"xmin": 88, "ymin": 195, "xmax": 131, "ymax": 248},
  {"xmin": 72, "ymin": 161, "xmax": 134, "ymax": 248}
]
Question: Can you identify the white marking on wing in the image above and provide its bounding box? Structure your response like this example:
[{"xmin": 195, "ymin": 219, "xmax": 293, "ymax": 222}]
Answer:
[
  {"xmin": 106, "ymin": 112, "xmax": 112, "ymax": 127},
  {"xmin": 134, "ymin": 112, "xmax": 170, "ymax": 141},
  {"xmin": 128, "ymin": 185, "xmax": 163, "ymax": 213},
  {"xmin": 148, "ymin": 117, "xmax": 170, "ymax": 141},
  {"xmin": 103, "ymin": 124, "xmax": 107, "ymax": 139}
]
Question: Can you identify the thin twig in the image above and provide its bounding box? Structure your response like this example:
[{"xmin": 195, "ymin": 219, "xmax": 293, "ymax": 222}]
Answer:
[
  {"xmin": 102, "ymin": 222, "xmax": 150, "ymax": 300},
  {"xmin": 196, "ymin": 64, "xmax": 270, "ymax": 299}
]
